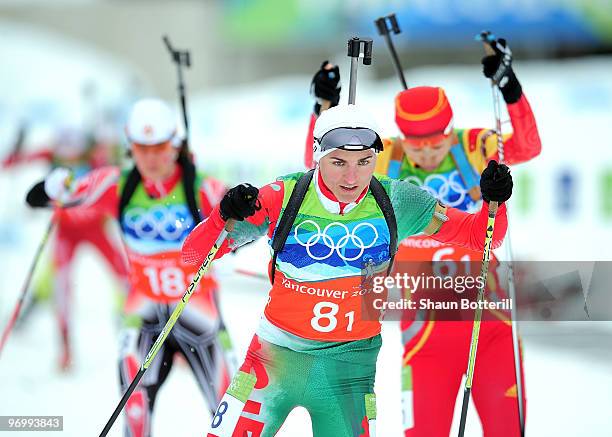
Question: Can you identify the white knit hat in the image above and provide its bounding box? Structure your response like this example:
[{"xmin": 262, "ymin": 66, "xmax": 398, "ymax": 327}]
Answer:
[{"xmin": 125, "ymin": 98, "xmax": 178, "ymax": 146}]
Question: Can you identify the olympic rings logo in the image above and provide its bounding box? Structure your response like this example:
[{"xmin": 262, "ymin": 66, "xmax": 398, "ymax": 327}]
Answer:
[
  {"xmin": 404, "ymin": 170, "xmax": 469, "ymax": 207},
  {"xmin": 123, "ymin": 205, "xmax": 192, "ymax": 241},
  {"xmin": 293, "ymin": 220, "xmax": 379, "ymax": 261}
]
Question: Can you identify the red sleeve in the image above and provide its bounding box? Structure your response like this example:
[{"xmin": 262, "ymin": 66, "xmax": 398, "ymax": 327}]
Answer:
[
  {"xmin": 431, "ymin": 202, "xmax": 508, "ymax": 251},
  {"xmin": 304, "ymin": 113, "xmax": 316, "ymax": 170},
  {"xmin": 181, "ymin": 207, "xmax": 233, "ymax": 265},
  {"xmin": 255, "ymin": 181, "xmax": 285, "ymax": 238},
  {"xmin": 492, "ymin": 93, "xmax": 542, "ymax": 165},
  {"xmin": 182, "ymin": 180, "xmax": 285, "ymax": 266},
  {"xmin": 65, "ymin": 166, "xmax": 121, "ymax": 217},
  {"xmin": 2, "ymin": 149, "xmax": 53, "ymax": 168}
]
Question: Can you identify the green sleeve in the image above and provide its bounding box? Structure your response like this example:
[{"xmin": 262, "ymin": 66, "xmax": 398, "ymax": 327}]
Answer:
[
  {"xmin": 388, "ymin": 179, "xmax": 437, "ymax": 240},
  {"xmin": 228, "ymin": 218, "xmax": 271, "ymax": 249}
]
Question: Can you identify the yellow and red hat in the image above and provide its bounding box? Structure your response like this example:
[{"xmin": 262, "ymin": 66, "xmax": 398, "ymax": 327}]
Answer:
[{"xmin": 395, "ymin": 86, "xmax": 454, "ymax": 147}]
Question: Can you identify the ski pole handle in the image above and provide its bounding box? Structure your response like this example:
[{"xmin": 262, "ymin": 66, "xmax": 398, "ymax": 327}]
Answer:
[
  {"xmin": 477, "ymin": 30, "xmax": 512, "ymax": 85},
  {"xmin": 478, "ymin": 30, "xmax": 497, "ymax": 55},
  {"xmin": 163, "ymin": 35, "xmax": 191, "ymax": 67},
  {"xmin": 163, "ymin": 35, "xmax": 191, "ymax": 143},
  {"xmin": 347, "ymin": 37, "xmax": 373, "ymax": 105},
  {"xmin": 375, "ymin": 13, "xmax": 400, "ymax": 35},
  {"xmin": 477, "ymin": 30, "xmax": 506, "ymax": 163},
  {"xmin": 162, "ymin": 35, "xmax": 173, "ymax": 55},
  {"xmin": 375, "ymin": 13, "xmax": 407, "ymax": 90}
]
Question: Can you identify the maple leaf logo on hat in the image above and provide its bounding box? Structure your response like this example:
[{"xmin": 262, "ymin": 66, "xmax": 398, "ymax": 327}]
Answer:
[{"xmin": 143, "ymin": 124, "xmax": 154, "ymax": 138}]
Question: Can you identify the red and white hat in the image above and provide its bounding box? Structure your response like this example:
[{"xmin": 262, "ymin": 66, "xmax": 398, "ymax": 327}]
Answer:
[
  {"xmin": 125, "ymin": 98, "xmax": 178, "ymax": 146},
  {"xmin": 395, "ymin": 86, "xmax": 454, "ymax": 147}
]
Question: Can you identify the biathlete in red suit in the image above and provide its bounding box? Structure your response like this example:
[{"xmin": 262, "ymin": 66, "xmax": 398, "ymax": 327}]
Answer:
[
  {"xmin": 306, "ymin": 35, "xmax": 541, "ymax": 436},
  {"xmin": 3, "ymin": 125, "xmax": 128, "ymax": 371}
]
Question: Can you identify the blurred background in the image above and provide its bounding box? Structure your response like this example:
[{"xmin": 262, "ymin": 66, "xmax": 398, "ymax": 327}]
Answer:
[{"xmin": 1, "ymin": 0, "xmax": 611, "ymax": 436}]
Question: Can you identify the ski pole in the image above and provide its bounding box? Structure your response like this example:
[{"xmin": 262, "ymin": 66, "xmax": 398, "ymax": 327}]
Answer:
[
  {"xmin": 163, "ymin": 35, "xmax": 191, "ymax": 144},
  {"xmin": 347, "ymin": 37, "xmax": 373, "ymax": 105},
  {"xmin": 0, "ymin": 215, "xmax": 55, "ymax": 358},
  {"xmin": 457, "ymin": 201, "xmax": 499, "ymax": 437},
  {"xmin": 99, "ymin": 224, "xmax": 231, "ymax": 437},
  {"xmin": 375, "ymin": 13, "xmax": 408, "ymax": 90},
  {"xmin": 478, "ymin": 30, "xmax": 526, "ymax": 437}
]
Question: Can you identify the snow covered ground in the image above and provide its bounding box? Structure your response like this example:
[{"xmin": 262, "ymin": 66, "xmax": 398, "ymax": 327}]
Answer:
[{"xmin": 1, "ymin": 55, "xmax": 612, "ymax": 435}]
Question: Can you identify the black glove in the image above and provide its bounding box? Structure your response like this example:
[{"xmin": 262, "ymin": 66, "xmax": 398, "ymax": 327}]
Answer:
[
  {"xmin": 480, "ymin": 160, "xmax": 513, "ymax": 203},
  {"xmin": 25, "ymin": 181, "xmax": 51, "ymax": 207},
  {"xmin": 311, "ymin": 61, "xmax": 341, "ymax": 116},
  {"xmin": 219, "ymin": 183, "xmax": 261, "ymax": 221},
  {"xmin": 481, "ymin": 38, "xmax": 522, "ymax": 104}
]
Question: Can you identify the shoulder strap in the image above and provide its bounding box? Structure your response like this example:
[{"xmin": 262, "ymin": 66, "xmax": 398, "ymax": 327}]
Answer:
[
  {"xmin": 118, "ymin": 167, "xmax": 142, "ymax": 220},
  {"xmin": 270, "ymin": 169, "xmax": 315, "ymax": 284},
  {"xmin": 178, "ymin": 154, "xmax": 202, "ymax": 225},
  {"xmin": 449, "ymin": 143, "xmax": 481, "ymax": 201},
  {"xmin": 375, "ymin": 137, "xmax": 404, "ymax": 178},
  {"xmin": 369, "ymin": 176, "xmax": 398, "ymax": 275}
]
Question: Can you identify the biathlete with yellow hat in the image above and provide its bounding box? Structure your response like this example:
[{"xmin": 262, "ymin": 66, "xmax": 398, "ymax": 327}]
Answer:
[
  {"xmin": 25, "ymin": 98, "xmax": 232, "ymax": 437},
  {"xmin": 307, "ymin": 37, "xmax": 541, "ymax": 436}
]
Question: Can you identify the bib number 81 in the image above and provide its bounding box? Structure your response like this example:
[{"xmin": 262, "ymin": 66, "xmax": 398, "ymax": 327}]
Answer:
[{"xmin": 311, "ymin": 302, "xmax": 354, "ymax": 333}]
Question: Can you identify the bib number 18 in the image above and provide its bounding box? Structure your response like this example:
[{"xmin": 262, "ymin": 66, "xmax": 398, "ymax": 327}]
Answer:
[{"xmin": 143, "ymin": 266, "xmax": 190, "ymax": 298}]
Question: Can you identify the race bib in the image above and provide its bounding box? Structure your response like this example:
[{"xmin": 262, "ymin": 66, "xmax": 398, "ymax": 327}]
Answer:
[
  {"xmin": 127, "ymin": 250, "xmax": 216, "ymax": 303},
  {"xmin": 265, "ymin": 271, "xmax": 385, "ymax": 341}
]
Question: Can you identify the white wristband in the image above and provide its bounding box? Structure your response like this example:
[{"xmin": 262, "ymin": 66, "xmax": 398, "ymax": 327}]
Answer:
[{"xmin": 44, "ymin": 167, "xmax": 73, "ymax": 202}]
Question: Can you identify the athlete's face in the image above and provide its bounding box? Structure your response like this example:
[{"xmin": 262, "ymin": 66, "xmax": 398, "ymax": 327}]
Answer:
[
  {"xmin": 400, "ymin": 133, "xmax": 454, "ymax": 171},
  {"xmin": 319, "ymin": 149, "xmax": 376, "ymax": 203},
  {"xmin": 131, "ymin": 140, "xmax": 178, "ymax": 182}
]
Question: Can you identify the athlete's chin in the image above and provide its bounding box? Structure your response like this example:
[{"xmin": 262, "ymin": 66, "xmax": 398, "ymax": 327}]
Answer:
[
  {"xmin": 335, "ymin": 187, "xmax": 360, "ymax": 203},
  {"xmin": 139, "ymin": 167, "xmax": 164, "ymax": 181}
]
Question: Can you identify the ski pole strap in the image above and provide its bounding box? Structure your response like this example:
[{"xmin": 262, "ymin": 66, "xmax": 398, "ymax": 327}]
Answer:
[
  {"xmin": 270, "ymin": 169, "xmax": 315, "ymax": 284},
  {"xmin": 142, "ymin": 228, "xmax": 228, "ymax": 369}
]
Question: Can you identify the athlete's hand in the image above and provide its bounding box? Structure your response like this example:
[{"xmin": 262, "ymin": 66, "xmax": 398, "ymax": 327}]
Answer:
[
  {"xmin": 481, "ymin": 37, "xmax": 522, "ymax": 104},
  {"xmin": 219, "ymin": 183, "xmax": 261, "ymax": 221},
  {"xmin": 311, "ymin": 61, "xmax": 341, "ymax": 116},
  {"xmin": 480, "ymin": 160, "xmax": 513, "ymax": 203}
]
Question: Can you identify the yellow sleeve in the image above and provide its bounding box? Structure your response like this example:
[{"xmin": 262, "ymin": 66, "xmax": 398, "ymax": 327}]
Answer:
[{"xmin": 374, "ymin": 137, "xmax": 397, "ymax": 175}]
